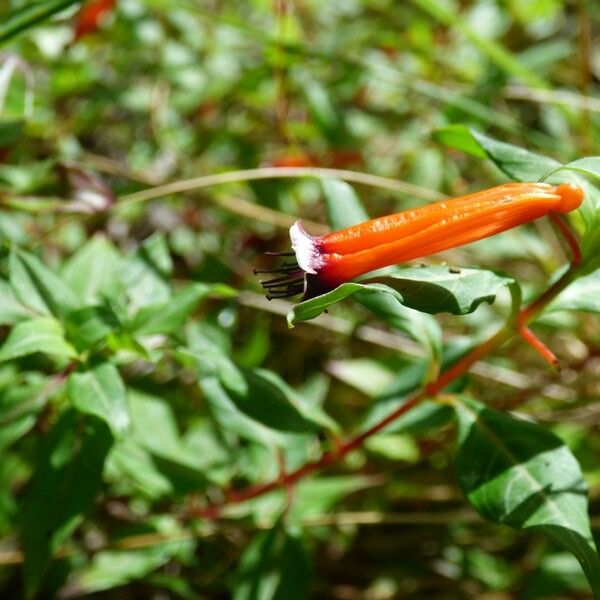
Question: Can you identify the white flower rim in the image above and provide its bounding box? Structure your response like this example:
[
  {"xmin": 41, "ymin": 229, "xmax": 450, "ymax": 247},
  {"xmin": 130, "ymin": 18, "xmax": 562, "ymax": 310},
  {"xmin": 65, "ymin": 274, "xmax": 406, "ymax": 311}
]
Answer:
[{"xmin": 290, "ymin": 221, "xmax": 322, "ymax": 275}]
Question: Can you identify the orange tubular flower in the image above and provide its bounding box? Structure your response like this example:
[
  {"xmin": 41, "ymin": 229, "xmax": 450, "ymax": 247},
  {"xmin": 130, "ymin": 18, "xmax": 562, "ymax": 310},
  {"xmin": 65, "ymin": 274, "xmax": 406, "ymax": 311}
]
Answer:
[{"xmin": 256, "ymin": 182, "xmax": 583, "ymax": 300}]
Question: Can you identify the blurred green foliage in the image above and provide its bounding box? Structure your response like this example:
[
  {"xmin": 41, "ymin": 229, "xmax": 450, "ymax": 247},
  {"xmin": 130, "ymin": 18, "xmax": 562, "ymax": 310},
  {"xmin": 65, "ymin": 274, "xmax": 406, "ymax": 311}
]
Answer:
[{"xmin": 0, "ymin": 0, "xmax": 599, "ymax": 598}]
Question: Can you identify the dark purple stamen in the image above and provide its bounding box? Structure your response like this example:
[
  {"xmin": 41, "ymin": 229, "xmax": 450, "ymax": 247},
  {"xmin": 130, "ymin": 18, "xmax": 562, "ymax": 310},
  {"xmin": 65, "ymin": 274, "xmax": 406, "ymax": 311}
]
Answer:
[{"xmin": 255, "ymin": 254, "xmax": 305, "ymax": 300}]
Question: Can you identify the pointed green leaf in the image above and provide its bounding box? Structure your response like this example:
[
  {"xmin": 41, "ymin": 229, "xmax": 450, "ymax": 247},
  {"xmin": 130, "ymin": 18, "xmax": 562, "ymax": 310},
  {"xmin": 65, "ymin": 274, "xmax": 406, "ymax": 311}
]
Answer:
[
  {"xmin": 131, "ymin": 283, "xmax": 234, "ymax": 336},
  {"xmin": 470, "ymin": 129, "xmax": 560, "ymax": 182},
  {"xmin": 61, "ymin": 236, "xmax": 121, "ymax": 305},
  {"xmin": 68, "ymin": 545, "xmax": 190, "ymax": 596},
  {"xmin": 289, "ymin": 266, "xmax": 513, "ymax": 325},
  {"xmin": 119, "ymin": 234, "xmax": 172, "ymax": 310},
  {"xmin": 321, "ymin": 178, "xmax": 368, "ymax": 229},
  {"xmin": 234, "ymin": 526, "xmax": 310, "ymax": 600},
  {"xmin": 432, "ymin": 124, "xmax": 487, "ymax": 158},
  {"xmin": 22, "ymin": 412, "xmax": 112, "ymax": 597},
  {"xmin": 9, "ymin": 248, "xmax": 80, "ymax": 317},
  {"xmin": 0, "ymin": 374, "xmax": 48, "ymax": 452},
  {"xmin": 453, "ymin": 396, "xmax": 600, "ymax": 597},
  {"xmin": 199, "ymin": 377, "xmax": 284, "ymax": 448},
  {"xmin": 379, "ymin": 266, "xmax": 514, "ymax": 315},
  {"xmin": 125, "ymin": 389, "xmax": 223, "ymax": 489},
  {"xmin": 0, "ymin": 317, "xmax": 77, "ymax": 362},
  {"xmin": 68, "ymin": 363, "xmax": 130, "ymax": 436},
  {"xmin": 0, "ymin": 280, "xmax": 36, "ymax": 325},
  {"xmin": 64, "ymin": 304, "xmax": 121, "ymax": 351},
  {"xmin": 192, "ymin": 356, "xmax": 336, "ymax": 438},
  {"xmin": 288, "ymin": 282, "xmax": 403, "ymax": 326},
  {"xmin": 234, "ymin": 368, "xmax": 338, "ymax": 434},
  {"xmin": 543, "ymin": 157, "xmax": 600, "ymax": 184}
]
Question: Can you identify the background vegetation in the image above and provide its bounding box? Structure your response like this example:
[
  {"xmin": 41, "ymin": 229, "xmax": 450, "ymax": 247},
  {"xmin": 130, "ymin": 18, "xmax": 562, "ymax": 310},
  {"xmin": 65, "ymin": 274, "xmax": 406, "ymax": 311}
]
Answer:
[{"xmin": 1, "ymin": 0, "xmax": 600, "ymax": 598}]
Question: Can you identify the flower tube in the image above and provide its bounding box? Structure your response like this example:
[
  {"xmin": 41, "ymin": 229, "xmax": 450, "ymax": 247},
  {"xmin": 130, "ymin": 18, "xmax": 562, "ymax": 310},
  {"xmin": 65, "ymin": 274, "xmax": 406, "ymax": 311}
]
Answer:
[{"xmin": 256, "ymin": 182, "xmax": 583, "ymax": 300}]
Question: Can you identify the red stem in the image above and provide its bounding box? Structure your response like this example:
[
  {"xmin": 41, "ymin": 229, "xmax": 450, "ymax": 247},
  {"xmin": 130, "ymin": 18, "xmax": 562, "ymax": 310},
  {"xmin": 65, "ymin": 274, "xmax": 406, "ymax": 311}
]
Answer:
[
  {"xmin": 194, "ymin": 391, "xmax": 425, "ymax": 518},
  {"xmin": 515, "ymin": 213, "xmax": 582, "ymax": 367}
]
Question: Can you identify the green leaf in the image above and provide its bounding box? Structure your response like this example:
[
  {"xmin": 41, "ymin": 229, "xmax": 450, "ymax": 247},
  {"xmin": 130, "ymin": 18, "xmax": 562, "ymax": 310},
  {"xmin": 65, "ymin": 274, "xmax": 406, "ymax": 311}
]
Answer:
[
  {"xmin": 139, "ymin": 232, "xmax": 173, "ymax": 276},
  {"xmin": 0, "ymin": 280, "xmax": 36, "ymax": 325},
  {"xmin": 301, "ymin": 75, "xmax": 345, "ymax": 143},
  {"xmin": 70, "ymin": 548, "xmax": 180, "ymax": 595},
  {"xmin": 470, "ymin": 129, "xmax": 561, "ymax": 182},
  {"xmin": 432, "ymin": 125, "xmax": 487, "ymax": 158},
  {"xmin": 119, "ymin": 234, "xmax": 172, "ymax": 310},
  {"xmin": 436, "ymin": 125, "xmax": 559, "ymax": 181},
  {"xmin": 0, "ymin": 317, "xmax": 77, "ymax": 362},
  {"xmin": 176, "ymin": 347, "xmax": 247, "ymax": 394},
  {"xmin": 321, "ymin": 178, "xmax": 368, "ymax": 229},
  {"xmin": 379, "ymin": 266, "xmax": 514, "ymax": 315},
  {"xmin": 64, "ymin": 305, "xmax": 121, "ymax": 351},
  {"xmin": 105, "ymin": 440, "xmax": 176, "ymax": 500},
  {"xmin": 9, "ymin": 248, "xmax": 80, "ymax": 317},
  {"xmin": 228, "ymin": 474, "xmax": 380, "ymax": 527},
  {"xmin": 188, "ymin": 344, "xmax": 329, "ymax": 447},
  {"xmin": 327, "ymin": 358, "xmax": 397, "ymax": 397},
  {"xmin": 365, "ymin": 433, "xmax": 420, "ymax": 463},
  {"xmin": 548, "ymin": 269, "xmax": 600, "ymax": 314},
  {"xmin": 199, "ymin": 377, "xmax": 284, "ymax": 448},
  {"xmin": 236, "ymin": 368, "xmax": 337, "ymax": 434},
  {"xmin": 234, "ymin": 526, "xmax": 310, "ymax": 600},
  {"xmin": 289, "ymin": 267, "xmax": 513, "ymax": 326},
  {"xmin": 131, "ymin": 283, "xmax": 233, "ymax": 336},
  {"xmin": 288, "ymin": 282, "xmax": 403, "ymax": 326},
  {"xmin": 0, "ymin": 374, "xmax": 48, "ymax": 452},
  {"xmin": 127, "ymin": 389, "xmax": 186, "ymax": 459},
  {"xmin": 0, "ymin": 0, "xmax": 82, "ymax": 45},
  {"xmin": 22, "ymin": 412, "xmax": 112, "ymax": 598},
  {"xmin": 181, "ymin": 333, "xmax": 331, "ymax": 448},
  {"xmin": 363, "ymin": 394, "xmax": 453, "ymax": 436},
  {"xmin": 199, "ymin": 366, "xmax": 336, "ymax": 437},
  {"xmin": 126, "ymin": 389, "xmax": 221, "ymax": 487},
  {"xmin": 453, "ymin": 396, "xmax": 600, "ymax": 597},
  {"xmin": 69, "ymin": 542, "xmax": 192, "ymax": 596},
  {"xmin": 61, "ymin": 236, "xmax": 122, "ymax": 305},
  {"xmin": 543, "ymin": 157, "xmax": 600, "ymax": 184},
  {"xmin": 68, "ymin": 362, "xmax": 130, "ymax": 436},
  {"xmin": 67, "ymin": 518, "xmax": 194, "ymax": 595}
]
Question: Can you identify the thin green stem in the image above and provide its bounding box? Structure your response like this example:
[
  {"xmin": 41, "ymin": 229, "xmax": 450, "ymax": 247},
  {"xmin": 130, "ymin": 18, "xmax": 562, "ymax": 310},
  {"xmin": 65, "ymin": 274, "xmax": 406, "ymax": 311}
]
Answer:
[{"xmin": 117, "ymin": 167, "xmax": 443, "ymax": 206}]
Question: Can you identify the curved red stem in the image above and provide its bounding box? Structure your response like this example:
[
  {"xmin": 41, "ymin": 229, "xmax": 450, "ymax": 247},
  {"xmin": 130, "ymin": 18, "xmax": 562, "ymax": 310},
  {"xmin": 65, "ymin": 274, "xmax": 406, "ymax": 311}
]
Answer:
[{"xmin": 516, "ymin": 213, "xmax": 582, "ymax": 367}]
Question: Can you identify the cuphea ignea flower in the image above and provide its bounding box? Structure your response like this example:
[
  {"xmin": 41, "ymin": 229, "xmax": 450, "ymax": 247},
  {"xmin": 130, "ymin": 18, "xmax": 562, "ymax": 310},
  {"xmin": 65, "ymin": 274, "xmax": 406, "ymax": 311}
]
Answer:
[{"xmin": 256, "ymin": 182, "xmax": 583, "ymax": 300}]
